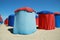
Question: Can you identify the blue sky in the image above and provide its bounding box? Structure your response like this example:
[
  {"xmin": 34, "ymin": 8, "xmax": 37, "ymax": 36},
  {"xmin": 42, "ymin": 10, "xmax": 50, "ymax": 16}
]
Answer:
[{"xmin": 0, "ymin": 0, "xmax": 60, "ymax": 21}]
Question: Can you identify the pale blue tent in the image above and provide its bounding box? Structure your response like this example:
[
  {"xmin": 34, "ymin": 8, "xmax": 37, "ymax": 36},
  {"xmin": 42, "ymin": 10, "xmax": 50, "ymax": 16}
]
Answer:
[{"xmin": 13, "ymin": 7, "xmax": 37, "ymax": 34}]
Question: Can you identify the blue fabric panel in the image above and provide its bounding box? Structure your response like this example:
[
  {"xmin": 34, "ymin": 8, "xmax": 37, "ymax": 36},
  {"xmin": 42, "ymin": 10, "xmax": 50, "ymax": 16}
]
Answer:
[{"xmin": 13, "ymin": 11, "xmax": 36, "ymax": 34}]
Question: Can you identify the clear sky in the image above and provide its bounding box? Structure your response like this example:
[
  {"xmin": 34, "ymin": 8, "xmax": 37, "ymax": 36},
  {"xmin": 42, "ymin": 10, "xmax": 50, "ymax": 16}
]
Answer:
[{"xmin": 0, "ymin": 0, "xmax": 60, "ymax": 21}]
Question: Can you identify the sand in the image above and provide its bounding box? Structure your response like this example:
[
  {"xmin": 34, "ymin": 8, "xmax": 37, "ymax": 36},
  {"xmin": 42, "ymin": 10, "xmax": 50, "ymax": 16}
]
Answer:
[{"xmin": 0, "ymin": 24, "xmax": 60, "ymax": 40}]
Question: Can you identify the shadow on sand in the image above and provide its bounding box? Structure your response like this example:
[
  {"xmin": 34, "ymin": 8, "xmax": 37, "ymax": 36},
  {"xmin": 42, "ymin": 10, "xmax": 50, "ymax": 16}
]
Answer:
[
  {"xmin": 8, "ymin": 27, "xmax": 39, "ymax": 34},
  {"xmin": 8, "ymin": 28, "xmax": 13, "ymax": 34}
]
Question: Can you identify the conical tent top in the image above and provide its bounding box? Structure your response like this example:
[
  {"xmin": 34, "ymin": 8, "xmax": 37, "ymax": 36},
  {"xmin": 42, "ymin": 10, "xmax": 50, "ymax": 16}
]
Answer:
[
  {"xmin": 37, "ymin": 11, "xmax": 53, "ymax": 14},
  {"xmin": 15, "ymin": 7, "xmax": 35, "ymax": 13},
  {"xmin": 54, "ymin": 12, "xmax": 60, "ymax": 15},
  {"xmin": 9, "ymin": 14, "xmax": 15, "ymax": 17},
  {"xmin": 5, "ymin": 18, "xmax": 8, "ymax": 21}
]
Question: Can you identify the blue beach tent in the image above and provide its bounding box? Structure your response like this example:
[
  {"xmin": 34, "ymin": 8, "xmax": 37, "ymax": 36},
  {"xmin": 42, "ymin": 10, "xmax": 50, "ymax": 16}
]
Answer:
[
  {"xmin": 13, "ymin": 7, "xmax": 37, "ymax": 34},
  {"xmin": 8, "ymin": 14, "xmax": 15, "ymax": 27}
]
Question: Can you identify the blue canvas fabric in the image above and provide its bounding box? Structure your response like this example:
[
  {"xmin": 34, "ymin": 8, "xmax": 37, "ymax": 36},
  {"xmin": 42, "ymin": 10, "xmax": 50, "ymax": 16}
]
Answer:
[
  {"xmin": 37, "ymin": 11, "xmax": 53, "ymax": 14},
  {"xmin": 0, "ymin": 21, "xmax": 3, "ymax": 24},
  {"xmin": 35, "ymin": 14, "xmax": 38, "ymax": 18},
  {"xmin": 55, "ymin": 14, "xmax": 60, "ymax": 28},
  {"xmin": 13, "ymin": 11, "xmax": 36, "ymax": 34},
  {"xmin": 8, "ymin": 14, "xmax": 15, "ymax": 27}
]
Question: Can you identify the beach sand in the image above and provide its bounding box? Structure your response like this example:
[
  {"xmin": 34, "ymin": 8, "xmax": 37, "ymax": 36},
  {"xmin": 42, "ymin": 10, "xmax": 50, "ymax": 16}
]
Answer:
[{"xmin": 0, "ymin": 24, "xmax": 60, "ymax": 40}]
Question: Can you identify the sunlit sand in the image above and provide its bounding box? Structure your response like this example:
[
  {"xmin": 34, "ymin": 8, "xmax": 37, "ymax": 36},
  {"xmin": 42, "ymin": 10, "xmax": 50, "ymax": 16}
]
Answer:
[{"xmin": 0, "ymin": 24, "xmax": 60, "ymax": 40}]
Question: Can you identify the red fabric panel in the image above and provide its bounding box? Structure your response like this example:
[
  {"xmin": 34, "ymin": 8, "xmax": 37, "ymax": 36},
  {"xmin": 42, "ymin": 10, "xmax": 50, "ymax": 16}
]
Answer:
[
  {"xmin": 38, "ymin": 14, "xmax": 55, "ymax": 30},
  {"xmin": 54, "ymin": 12, "xmax": 60, "ymax": 14},
  {"xmin": 0, "ymin": 15, "xmax": 3, "ymax": 21},
  {"xmin": 36, "ymin": 17, "xmax": 39, "ymax": 27},
  {"xmin": 4, "ymin": 18, "xmax": 8, "ymax": 26},
  {"xmin": 15, "ymin": 7, "xmax": 34, "ymax": 13}
]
